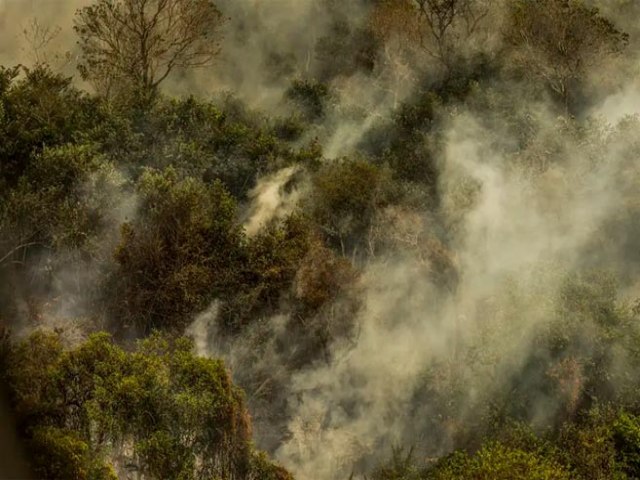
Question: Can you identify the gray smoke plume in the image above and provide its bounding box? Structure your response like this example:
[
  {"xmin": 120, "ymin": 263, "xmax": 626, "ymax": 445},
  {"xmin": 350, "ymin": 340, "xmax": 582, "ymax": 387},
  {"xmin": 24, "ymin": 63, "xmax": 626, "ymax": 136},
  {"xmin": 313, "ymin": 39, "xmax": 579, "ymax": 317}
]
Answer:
[
  {"xmin": 243, "ymin": 166, "xmax": 305, "ymax": 237},
  {"xmin": 176, "ymin": 2, "xmax": 640, "ymax": 479},
  {"xmin": 271, "ymin": 102, "xmax": 640, "ymax": 478}
]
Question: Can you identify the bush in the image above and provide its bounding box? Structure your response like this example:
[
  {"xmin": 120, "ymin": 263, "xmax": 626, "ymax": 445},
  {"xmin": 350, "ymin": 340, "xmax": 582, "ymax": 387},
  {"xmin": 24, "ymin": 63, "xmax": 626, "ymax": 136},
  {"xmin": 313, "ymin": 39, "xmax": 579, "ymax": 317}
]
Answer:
[
  {"xmin": 112, "ymin": 167, "xmax": 244, "ymax": 333},
  {"xmin": 2, "ymin": 331, "xmax": 286, "ymax": 480},
  {"xmin": 0, "ymin": 65, "xmax": 99, "ymax": 187},
  {"xmin": 429, "ymin": 442, "xmax": 572, "ymax": 480},
  {"xmin": 309, "ymin": 157, "xmax": 395, "ymax": 254}
]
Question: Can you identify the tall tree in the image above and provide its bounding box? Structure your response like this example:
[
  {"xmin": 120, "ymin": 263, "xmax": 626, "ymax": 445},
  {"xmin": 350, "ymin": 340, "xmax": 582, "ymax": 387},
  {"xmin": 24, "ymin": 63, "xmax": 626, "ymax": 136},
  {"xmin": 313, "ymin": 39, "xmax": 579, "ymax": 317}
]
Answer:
[
  {"xmin": 74, "ymin": 0, "xmax": 226, "ymax": 100},
  {"xmin": 370, "ymin": 0, "xmax": 493, "ymax": 72},
  {"xmin": 505, "ymin": 0, "xmax": 628, "ymax": 113},
  {"xmin": 2, "ymin": 331, "xmax": 292, "ymax": 479}
]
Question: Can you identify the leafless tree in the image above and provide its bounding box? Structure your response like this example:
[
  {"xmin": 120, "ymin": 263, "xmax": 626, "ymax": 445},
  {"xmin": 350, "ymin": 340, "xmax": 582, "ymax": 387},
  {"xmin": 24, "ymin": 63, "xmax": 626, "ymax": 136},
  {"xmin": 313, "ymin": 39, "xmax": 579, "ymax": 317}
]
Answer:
[
  {"xmin": 413, "ymin": 0, "xmax": 492, "ymax": 69},
  {"xmin": 74, "ymin": 0, "xmax": 226, "ymax": 99},
  {"xmin": 505, "ymin": 0, "xmax": 628, "ymax": 113},
  {"xmin": 370, "ymin": 0, "xmax": 493, "ymax": 73}
]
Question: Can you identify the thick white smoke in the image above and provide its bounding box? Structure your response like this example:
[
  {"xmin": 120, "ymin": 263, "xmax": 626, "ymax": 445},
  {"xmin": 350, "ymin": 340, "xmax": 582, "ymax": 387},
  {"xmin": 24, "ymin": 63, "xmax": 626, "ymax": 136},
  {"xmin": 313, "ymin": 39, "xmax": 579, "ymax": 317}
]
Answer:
[
  {"xmin": 271, "ymin": 104, "xmax": 638, "ymax": 478},
  {"xmin": 243, "ymin": 166, "xmax": 305, "ymax": 237}
]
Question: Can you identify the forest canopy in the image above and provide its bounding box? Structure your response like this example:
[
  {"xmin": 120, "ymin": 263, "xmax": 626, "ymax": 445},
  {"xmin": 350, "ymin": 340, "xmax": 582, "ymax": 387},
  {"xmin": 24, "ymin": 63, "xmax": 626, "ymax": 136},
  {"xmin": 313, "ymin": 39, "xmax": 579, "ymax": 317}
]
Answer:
[{"xmin": 2, "ymin": 0, "xmax": 640, "ymax": 479}]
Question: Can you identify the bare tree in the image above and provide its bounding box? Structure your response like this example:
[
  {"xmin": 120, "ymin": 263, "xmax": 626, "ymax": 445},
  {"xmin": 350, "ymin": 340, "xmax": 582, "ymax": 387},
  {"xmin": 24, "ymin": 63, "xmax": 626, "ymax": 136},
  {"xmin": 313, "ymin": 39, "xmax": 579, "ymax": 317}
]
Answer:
[
  {"xmin": 369, "ymin": 0, "xmax": 419, "ymax": 107},
  {"xmin": 369, "ymin": 0, "xmax": 493, "ymax": 73},
  {"xmin": 21, "ymin": 18, "xmax": 74, "ymax": 72},
  {"xmin": 416, "ymin": 0, "xmax": 462, "ymax": 51},
  {"xmin": 74, "ymin": 0, "xmax": 226, "ymax": 99},
  {"xmin": 413, "ymin": 0, "xmax": 492, "ymax": 69},
  {"xmin": 22, "ymin": 19, "xmax": 61, "ymax": 66},
  {"xmin": 505, "ymin": 0, "xmax": 628, "ymax": 113}
]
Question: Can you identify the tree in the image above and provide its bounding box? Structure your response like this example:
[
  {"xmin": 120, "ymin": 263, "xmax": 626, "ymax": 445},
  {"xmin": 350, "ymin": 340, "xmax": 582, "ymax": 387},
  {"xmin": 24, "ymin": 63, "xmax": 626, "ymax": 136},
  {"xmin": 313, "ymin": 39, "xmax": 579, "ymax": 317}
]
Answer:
[
  {"xmin": 505, "ymin": 0, "xmax": 628, "ymax": 113},
  {"xmin": 413, "ymin": 0, "xmax": 492, "ymax": 68},
  {"xmin": 218, "ymin": 214, "xmax": 312, "ymax": 333},
  {"xmin": 28, "ymin": 427, "xmax": 117, "ymax": 480},
  {"xmin": 309, "ymin": 157, "xmax": 395, "ymax": 255},
  {"xmin": 0, "ymin": 65, "xmax": 99, "ymax": 188},
  {"xmin": 613, "ymin": 411, "xmax": 640, "ymax": 477},
  {"xmin": 370, "ymin": 447, "xmax": 425, "ymax": 480},
  {"xmin": 112, "ymin": 167, "xmax": 244, "ymax": 333},
  {"xmin": 2, "ymin": 331, "xmax": 289, "ymax": 480},
  {"xmin": 430, "ymin": 442, "xmax": 572, "ymax": 480},
  {"xmin": 2, "ymin": 144, "xmax": 118, "ymax": 252},
  {"xmin": 74, "ymin": 0, "xmax": 226, "ymax": 100},
  {"xmin": 285, "ymin": 79, "xmax": 331, "ymax": 121},
  {"xmin": 370, "ymin": 0, "xmax": 493, "ymax": 72}
]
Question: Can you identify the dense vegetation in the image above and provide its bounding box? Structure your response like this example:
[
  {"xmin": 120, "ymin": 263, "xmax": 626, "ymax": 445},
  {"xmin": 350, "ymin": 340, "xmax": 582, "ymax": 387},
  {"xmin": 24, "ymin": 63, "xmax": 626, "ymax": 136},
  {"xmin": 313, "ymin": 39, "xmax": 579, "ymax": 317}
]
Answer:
[{"xmin": 2, "ymin": 0, "xmax": 640, "ymax": 478}]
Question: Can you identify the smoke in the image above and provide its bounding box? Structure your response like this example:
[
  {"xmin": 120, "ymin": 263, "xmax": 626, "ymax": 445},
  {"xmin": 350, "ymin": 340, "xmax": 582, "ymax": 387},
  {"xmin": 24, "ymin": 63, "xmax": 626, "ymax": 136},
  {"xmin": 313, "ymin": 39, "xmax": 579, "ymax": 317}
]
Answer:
[
  {"xmin": 264, "ymin": 102, "xmax": 636, "ymax": 477},
  {"xmin": 163, "ymin": 0, "xmax": 369, "ymax": 108},
  {"xmin": 183, "ymin": 97, "xmax": 640, "ymax": 480},
  {"xmin": 243, "ymin": 166, "xmax": 305, "ymax": 237},
  {"xmin": 171, "ymin": 0, "xmax": 334, "ymax": 106},
  {"xmin": 187, "ymin": 301, "xmax": 296, "ymax": 451},
  {"xmin": 0, "ymin": 0, "xmax": 87, "ymax": 72},
  {"xmin": 11, "ymin": 162, "xmax": 137, "ymax": 345},
  {"xmin": 171, "ymin": 2, "xmax": 640, "ymax": 479},
  {"xmin": 320, "ymin": 72, "xmax": 414, "ymax": 159},
  {"xmin": 593, "ymin": 82, "xmax": 640, "ymax": 123},
  {"xmin": 210, "ymin": 90, "xmax": 640, "ymax": 473},
  {"xmin": 186, "ymin": 301, "xmax": 220, "ymax": 358}
]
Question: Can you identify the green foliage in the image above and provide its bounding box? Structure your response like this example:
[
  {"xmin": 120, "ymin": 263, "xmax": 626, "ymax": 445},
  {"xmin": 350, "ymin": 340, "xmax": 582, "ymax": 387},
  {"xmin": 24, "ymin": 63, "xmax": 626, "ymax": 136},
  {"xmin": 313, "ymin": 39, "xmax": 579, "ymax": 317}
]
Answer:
[
  {"xmin": 244, "ymin": 215, "xmax": 311, "ymax": 308},
  {"xmin": 473, "ymin": 270, "xmax": 640, "ymax": 430},
  {"xmin": 370, "ymin": 447, "xmax": 426, "ymax": 480},
  {"xmin": 104, "ymin": 95, "xmax": 290, "ymax": 199},
  {"xmin": 219, "ymin": 214, "xmax": 312, "ymax": 333},
  {"xmin": 542, "ymin": 272, "xmax": 638, "ymax": 408},
  {"xmin": 429, "ymin": 442, "xmax": 573, "ymax": 480},
  {"xmin": 371, "ymin": 411, "xmax": 640, "ymax": 480},
  {"xmin": 29, "ymin": 426, "xmax": 116, "ymax": 480},
  {"xmin": 2, "ymin": 331, "xmax": 284, "ymax": 480},
  {"xmin": 3, "ymin": 3, "xmax": 640, "ymax": 480},
  {"xmin": 249, "ymin": 451, "xmax": 295, "ymax": 480},
  {"xmin": 4, "ymin": 330, "xmax": 64, "ymax": 423},
  {"xmin": 613, "ymin": 412, "xmax": 640, "ymax": 477},
  {"xmin": 0, "ymin": 65, "xmax": 99, "ymax": 187},
  {"xmin": 505, "ymin": 0, "xmax": 628, "ymax": 112},
  {"xmin": 273, "ymin": 114, "xmax": 306, "ymax": 142},
  {"xmin": 113, "ymin": 167, "xmax": 244, "ymax": 333},
  {"xmin": 2, "ymin": 144, "xmax": 121, "ymax": 252},
  {"xmin": 309, "ymin": 157, "xmax": 395, "ymax": 253},
  {"xmin": 557, "ymin": 407, "xmax": 622, "ymax": 479},
  {"xmin": 286, "ymin": 79, "xmax": 331, "ymax": 121}
]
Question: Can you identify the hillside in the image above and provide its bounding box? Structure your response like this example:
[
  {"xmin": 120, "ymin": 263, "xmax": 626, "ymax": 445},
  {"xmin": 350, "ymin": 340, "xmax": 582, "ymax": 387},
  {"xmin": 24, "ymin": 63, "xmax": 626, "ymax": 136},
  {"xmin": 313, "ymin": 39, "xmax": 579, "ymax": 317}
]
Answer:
[{"xmin": 2, "ymin": 0, "xmax": 640, "ymax": 479}]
